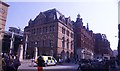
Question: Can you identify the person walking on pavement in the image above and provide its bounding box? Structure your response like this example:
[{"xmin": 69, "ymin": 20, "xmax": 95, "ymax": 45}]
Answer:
[
  {"xmin": 3, "ymin": 54, "xmax": 13, "ymax": 71},
  {"xmin": 104, "ymin": 59, "xmax": 110, "ymax": 71},
  {"xmin": 77, "ymin": 59, "xmax": 81, "ymax": 71},
  {"xmin": 11, "ymin": 56, "xmax": 21, "ymax": 71},
  {"xmin": 37, "ymin": 56, "xmax": 45, "ymax": 71},
  {"xmin": 109, "ymin": 57, "xmax": 118, "ymax": 71}
]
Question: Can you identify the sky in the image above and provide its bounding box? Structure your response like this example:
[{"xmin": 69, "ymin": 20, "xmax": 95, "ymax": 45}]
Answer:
[{"xmin": 4, "ymin": 0, "xmax": 119, "ymax": 50}]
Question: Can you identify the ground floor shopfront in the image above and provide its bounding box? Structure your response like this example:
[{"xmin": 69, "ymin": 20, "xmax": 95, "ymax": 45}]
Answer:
[
  {"xmin": 76, "ymin": 48, "xmax": 94, "ymax": 60},
  {"xmin": 24, "ymin": 46, "xmax": 74, "ymax": 62}
]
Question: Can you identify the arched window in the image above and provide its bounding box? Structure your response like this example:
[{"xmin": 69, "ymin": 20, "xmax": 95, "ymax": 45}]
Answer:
[
  {"xmin": 49, "ymin": 40, "xmax": 53, "ymax": 48},
  {"xmin": 67, "ymin": 39, "xmax": 69, "ymax": 49},
  {"xmin": 62, "ymin": 37, "xmax": 65, "ymax": 48},
  {"xmin": 66, "ymin": 51, "xmax": 69, "ymax": 58},
  {"xmin": 71, "ymin": 41, "xmax": 73, "ymax": 50}
]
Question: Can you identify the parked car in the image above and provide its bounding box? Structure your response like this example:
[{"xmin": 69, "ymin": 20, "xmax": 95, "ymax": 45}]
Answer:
[
  {"xmin": 34, "ymin": 55, "xmax": 57, "ymax": 66},
  {"xmin": 80, "ymin": 59, "xmax": 92, "ymax": 71}
]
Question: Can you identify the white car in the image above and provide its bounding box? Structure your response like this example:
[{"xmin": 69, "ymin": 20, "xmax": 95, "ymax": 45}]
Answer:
[{"xmin": 35, "ymin": 55, "xmax": 57, "ymax": 66}]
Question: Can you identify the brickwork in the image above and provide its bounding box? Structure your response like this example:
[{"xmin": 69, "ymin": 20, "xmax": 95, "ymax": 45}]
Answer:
[
  {"xmin": 24, "ymin": 9, "xmax": 74, "ymax": 61},
  {"xmin": 0, "ymin": 1, "xmax": 9, "ymax": 40},
  {"xmin": 73, "ymin": 14, "xmax": 94, "ymax": 60}
]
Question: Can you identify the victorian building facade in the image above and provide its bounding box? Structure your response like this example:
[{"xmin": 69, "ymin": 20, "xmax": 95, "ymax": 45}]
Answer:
[
  {"xmin": 73, "ymin": 14, "xmax": 95, "ymax": 60},
  {"xmin": 94, "ymin": 33, "xmax": 113, "ymax": 59},
  {"xmin": 24, "ymin": 9, "xmax": 74, "ymax": 61},
  {"xmin": 0, "ymin": 1, "xmax": 9, "ymax": 40},
  {"xmin": 24, "ymin": 8, "xmax": 113, "ymax": 61}
]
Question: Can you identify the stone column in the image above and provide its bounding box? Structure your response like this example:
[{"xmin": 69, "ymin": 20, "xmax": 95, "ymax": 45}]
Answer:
[
  {"xmin": 24, "ymin": 34, "xmax": 28, "ymax": 59},
  {"xmin": 18, "ymin": 44, "xmax": 23, "ymax": 61},
  {"xmin": 35, "ymin": 47, "xmax": 38, "ymax": 60},
  {"xmin": 34, "ymin": 41, "xmax": 38, "ymax": 59},
  {"xmin": 10, "ymin": 31, "xmax": 14, "ymax": 55}
]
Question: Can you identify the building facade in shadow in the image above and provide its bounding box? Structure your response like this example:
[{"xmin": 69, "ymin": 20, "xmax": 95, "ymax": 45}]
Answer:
[{"xmin": 2, "ymin": 27, "xmax": 23, "ymax": 56}]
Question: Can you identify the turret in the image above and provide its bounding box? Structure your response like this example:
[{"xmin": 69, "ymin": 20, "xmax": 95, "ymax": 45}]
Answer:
[{"xmin": 87, "ymin": 23, "xmax": 89, "ymax": 30}]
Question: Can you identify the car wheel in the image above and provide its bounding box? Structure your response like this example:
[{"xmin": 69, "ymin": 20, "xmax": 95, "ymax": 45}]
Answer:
[
  {"xmin": 54, "ymin": 64, "xmax": 56, "ymax": 66},
  {"xmin": 44, "ymin": 63, "xmax": 47, "ymax": 67}
]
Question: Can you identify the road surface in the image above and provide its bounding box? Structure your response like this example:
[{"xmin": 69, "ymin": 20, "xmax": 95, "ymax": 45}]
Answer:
[
  {"xmin": 18, "ymin": 59, "xmax": 120, "ymax": 71},
  {"xmin": 18, "ymin": 60, "xmax": 79, "ymax": 71}
]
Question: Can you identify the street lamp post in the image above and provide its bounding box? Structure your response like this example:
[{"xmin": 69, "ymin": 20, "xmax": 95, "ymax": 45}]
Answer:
[{"xmin": 118, "ymin": 24, "xmax": 120, "ymax": 59}]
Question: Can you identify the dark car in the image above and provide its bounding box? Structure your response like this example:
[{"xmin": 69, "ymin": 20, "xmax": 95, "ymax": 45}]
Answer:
[{"xmin": 80, "ymin": 59, "xmax": 93, "ymax": 71}]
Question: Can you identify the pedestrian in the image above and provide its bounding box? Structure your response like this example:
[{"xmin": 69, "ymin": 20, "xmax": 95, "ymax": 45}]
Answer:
[
  {"xmin": 75, "ymin": 58, "xmax": 78, "ymax": 64},
  {"xmin": 67, "ymin": 58, "xmax": 70, "ymax": 63},
  {"xmin": 2, "ymin": 57, "xmax": 6, "ymax": 71},
  {"xmin": 77, "ymin": 59, "xmax": 81, "ymax": 70},
  {"xmin": 58, "ymin": 58, "xmax": 62, "ymax": 64},
  {"xmin": 4, "ymin": 54, "xmax": 13, "ymax": 71},
  {"xmin": 104, "ymin": 59, "xmax": 109, "ymax": 71},
  {"xmin": 8, "ymin": 55, "xmax": 16, "ymax": 71},
  {"xmin": 37, "ymin": 56, "xmax": 45, "ymax": 71},
  {"xmin": 11, "ymin": 56, "xmax": 21, "ymax": 71},
  {"xmin": 109, "ymin": 57, "xmax": 119, "ymax": 71}
]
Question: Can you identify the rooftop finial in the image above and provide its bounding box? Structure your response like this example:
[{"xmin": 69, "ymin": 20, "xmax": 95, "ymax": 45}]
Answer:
[
  {"xmin": 77, "ymin": 14, "xmax": 80, "ymax": 18},
  {"xmin": 29, "ymin": 19, "xmax": 32, "ymax": 23},
  {"xmin": 87, "ymin": 23, "xmax": 89, "ymax": 30},
  {"xmin": 28, "ymin": 19, "xmax": 33, "ymax": 25}
]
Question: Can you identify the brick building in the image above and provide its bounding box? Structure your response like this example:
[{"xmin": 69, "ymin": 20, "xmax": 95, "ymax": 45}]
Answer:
[
  {"xmin": 0, "ymin": 1, "xmax": 9, "ymax": 40},
  {"xmin": 94, "ymin": 33, "xmax": 113, "ymax": 59},
  {"xmin": 24, "ymin": 9, "xmax": 74, "ymax": 61},
  {"xmin": 73, "ymin": 14, "xmax": 95, "ymax": 60}
]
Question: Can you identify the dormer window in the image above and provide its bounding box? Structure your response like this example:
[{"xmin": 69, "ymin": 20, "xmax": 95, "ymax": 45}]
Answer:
[
  {"xmin": 28, "ymin": 19, "xmax": 33, "ymax": 25},
  {"xmin": 49, "ymin": 13, "xmax": 54, "ymax": 19},
  {"xmin": 59, "ymin": 15, "xmax": 65, "ymax": 23},
  {"xmin": 67, "ymin": 17, "xmax": 71, "ymax": 24}
]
